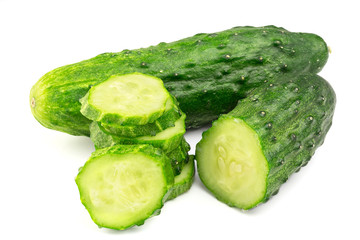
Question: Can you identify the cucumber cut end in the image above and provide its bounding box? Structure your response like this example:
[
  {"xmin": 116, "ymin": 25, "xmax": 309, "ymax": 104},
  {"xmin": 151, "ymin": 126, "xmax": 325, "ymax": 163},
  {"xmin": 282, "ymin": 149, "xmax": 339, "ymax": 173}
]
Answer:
[
  {"xmin": 87, "ymin": 73, "xmax": 170, "ymax": 124},
  {"xmin": 76, "ymin": 152, "xmax": 168, "ymax": 230},
  {"xmin": 196, "ymin": 116, "xmax": 268, "ymax": 210}
]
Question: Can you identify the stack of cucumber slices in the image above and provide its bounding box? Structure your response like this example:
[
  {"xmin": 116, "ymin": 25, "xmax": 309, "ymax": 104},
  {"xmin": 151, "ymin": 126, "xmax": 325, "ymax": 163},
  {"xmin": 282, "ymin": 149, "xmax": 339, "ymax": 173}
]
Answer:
[{"xmin": 76, "ymin": 73, "xmax": 194, "ymax": 230}]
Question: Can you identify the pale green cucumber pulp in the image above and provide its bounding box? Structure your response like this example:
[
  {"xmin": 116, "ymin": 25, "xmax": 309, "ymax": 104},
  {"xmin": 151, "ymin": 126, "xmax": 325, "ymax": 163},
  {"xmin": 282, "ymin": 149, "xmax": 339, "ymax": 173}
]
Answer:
[
  {"xmin": 80, "ymin": 73, "xmax": 171, "ymax": 125},
  {"xmin": 196, "ymin": 117, "xmax": 268, "ymax": 210},
  {"xmin": 76, "ymin": 145, "xmax": 174, "ymax": 230}
]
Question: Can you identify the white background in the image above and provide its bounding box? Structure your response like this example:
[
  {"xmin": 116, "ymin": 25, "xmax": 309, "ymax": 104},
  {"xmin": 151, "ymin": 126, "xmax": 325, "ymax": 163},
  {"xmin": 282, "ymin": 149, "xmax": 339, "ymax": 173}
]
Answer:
[{"xmin": 1, "ymin": 0, "xmax": 359, "ymax": 239}]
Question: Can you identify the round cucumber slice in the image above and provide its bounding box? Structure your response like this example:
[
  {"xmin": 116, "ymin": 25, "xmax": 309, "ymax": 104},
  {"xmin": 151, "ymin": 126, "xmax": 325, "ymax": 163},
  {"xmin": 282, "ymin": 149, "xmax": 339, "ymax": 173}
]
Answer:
[
  {"xmin": 90, "ymin": 114, "xmax": 186, "ymax": 153},
  {"xmin": 166, "ymin": 156, "xmax": 195, "ymax": 201},
  {"xmin": 196, "ymin": 116, "xmax": 268, "ymax": 210},
  {"xmin": 80, "ymin": 73, "xmax": 170, "ymax": 125},
  {"xmin": 101, "ymin": 96, "xmax": 181, "ymax": 137},
  {"xmin": 75, "ymin": 144, "xmax": 174, "ymax": 230}
]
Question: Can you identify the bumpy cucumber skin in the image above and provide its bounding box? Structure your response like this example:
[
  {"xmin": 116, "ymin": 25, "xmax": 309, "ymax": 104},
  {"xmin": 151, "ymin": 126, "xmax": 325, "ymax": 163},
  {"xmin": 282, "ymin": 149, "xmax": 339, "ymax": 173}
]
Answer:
[
  {"xmin": 76, "ymin": 144, "xmax": 174, "ymax": 230},
  {"xmin": 167, "ymin": 156, "xmax": 195, "ymax": 201},
  {"xmin": 196, "ymin": 74, "xmax": 336, "ymax": 209},
  {"xmin": 30, "ymin": 26, "xmax": 329, "ymax": 136},
  {"xmin": 167, "ymin": 139, "xmax": 191, "ymax": 176}
]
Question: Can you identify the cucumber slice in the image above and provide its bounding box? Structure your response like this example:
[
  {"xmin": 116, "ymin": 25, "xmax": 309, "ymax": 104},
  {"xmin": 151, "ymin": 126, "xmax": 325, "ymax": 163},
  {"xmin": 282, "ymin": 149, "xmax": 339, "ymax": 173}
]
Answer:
[
  {"xmin": 101, "ymin": 96, "xmax": 181, "ymax": 137},
  {"xmin": 75, "ymin": 144, "xmax": 174, "ymax": 230},
  {"xmin": 80, "ymin": 73, "xmax": 170, "ymax": 125},
  {"xmin": 196, "ymin": 117, "xmax": 268, "ymax": 210},
  {"xmin": 90, "ymin": 114, "xmax": 186, "ymax": 153},
  {"xmin": 167, "ymin": 138, "xmax": 190, "ymax": 176},
  {"xmin": 167, "ymin": 156, "xmax": 195, "ymax": 201}
]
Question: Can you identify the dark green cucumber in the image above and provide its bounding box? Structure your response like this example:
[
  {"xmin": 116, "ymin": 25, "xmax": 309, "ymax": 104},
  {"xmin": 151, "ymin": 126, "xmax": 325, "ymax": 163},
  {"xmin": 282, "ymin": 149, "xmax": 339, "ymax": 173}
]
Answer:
[
  {"xmin": 100, "ymin": 95, "xmax": 181, "ymax": 137},
  {"xmin": 30, "ymin": 26, "xmax": 329, "ymax": 136},
  {"xmin": 75, "ymin": 144, "xmax": 174, "ymax": 230},
  {"xmin": 90, "ymin": 114, "xmax": 186, "ymax": 152},
  {"xmin": 196, "ymin": 74, "xmax": 336, "ymax": 210},
  {"xmin": 167, "ymin": 155, "xmax": 195, "ymax": 201}
]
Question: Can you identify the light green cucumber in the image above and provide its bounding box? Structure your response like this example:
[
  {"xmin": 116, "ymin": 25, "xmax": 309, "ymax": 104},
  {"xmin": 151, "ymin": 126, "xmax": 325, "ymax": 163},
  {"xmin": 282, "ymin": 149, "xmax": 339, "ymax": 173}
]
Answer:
[
  {"xmin": 75, "ymin": 144, "xmax": 174, "ymax": 230},
  {"xmin": 101, "ymin": 96, "xmax": 181, "ymax": 137},
  {"xmin": 90, "ymin": 114, "xmax": 186, "ymax": 153},
  {"xmin": 80, "ymin": 73, "xmax": 171, "ymax": 126}
]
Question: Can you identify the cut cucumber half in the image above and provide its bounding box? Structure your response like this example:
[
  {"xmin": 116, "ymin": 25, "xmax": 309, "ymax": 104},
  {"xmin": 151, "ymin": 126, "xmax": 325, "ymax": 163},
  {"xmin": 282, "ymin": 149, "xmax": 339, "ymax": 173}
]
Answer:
[
  {"xmin": 196, "ymin": 74, "xmax": 336, "ymax": 210},
  {"xmin": 90, "ymin": 114, "xmax": 186, "ymax": 153},
  {"xmin": 101, "ymin": 96, "xmax": 181, "ymax": 137},
  {"xmin": 80, "ymin": 73, "xmax": 171, "ymax": 125},
  {"xmin": 167, "ymin": 156, "xmax": 195, "ymax": 201},
  {"xmin": 75, "ymin": 144, "xmax": 174, "ymax": 230},
  {"xmin": 196, "ymin": 117, "xmax": 268, "ymax": 210},
  {"xmin": 167, "ymin": 138, "xmax": 190, "ymax": 176}
]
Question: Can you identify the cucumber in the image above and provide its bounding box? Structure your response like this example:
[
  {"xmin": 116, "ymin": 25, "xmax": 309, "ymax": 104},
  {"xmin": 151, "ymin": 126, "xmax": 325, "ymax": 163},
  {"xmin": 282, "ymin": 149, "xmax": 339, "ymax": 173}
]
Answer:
[
  {"xmin": 30, "ymin": 26, "xmax": 329, "ymax": 136},
  {"xmin": 100, "ymin": 96, "xmax": 181, "ymax": 137},
  {"xmin": 167, "ymin": 138, "xmax": 191, "ymax": 176},
  {"xmin": 80, "ymin": 73, "xmax": 171, "ymax": 126},
  {"xmin": 75, "ymin": 144, "xmax": 174, "ymax": 230},
  {"xmin": 167, "ymin": 155, "xmax": 195, "ymax": 201},
  {"xmin": 90, "ymin": 114, "xmax": 186, "ymax": 152},
  {"xmin": 195, "ymin": 74, "xmax": 336, "ymax": 210}
]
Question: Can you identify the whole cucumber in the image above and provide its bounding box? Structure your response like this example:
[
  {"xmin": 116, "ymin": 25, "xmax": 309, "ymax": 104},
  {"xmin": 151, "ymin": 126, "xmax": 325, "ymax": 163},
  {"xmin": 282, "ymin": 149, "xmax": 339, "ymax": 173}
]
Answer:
[{"xmin": 30, "ymin": 26, "xmax": 329, "ymax": 136}]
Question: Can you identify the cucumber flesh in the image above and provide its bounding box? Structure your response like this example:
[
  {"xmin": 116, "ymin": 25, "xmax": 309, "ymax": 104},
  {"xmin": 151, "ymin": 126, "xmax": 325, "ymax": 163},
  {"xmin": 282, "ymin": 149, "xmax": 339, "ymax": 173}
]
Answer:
[
  {"xmin": 76, "ymin": 144, "xmax": 174, "ymax": 230},
  {"xmin": 167, "ymin": 156, "xmax": 195, "ymax": 201},
  {"xmin": 196, "ymin": 117, "xmax": 268, "ymax": 210},
  {"xmin": 80, "ymin": 73, "xmax": 170, "ymax": 125},
  {"xmin": 101, "ymin": 96, "xmax": 181, "ymax": 137}
]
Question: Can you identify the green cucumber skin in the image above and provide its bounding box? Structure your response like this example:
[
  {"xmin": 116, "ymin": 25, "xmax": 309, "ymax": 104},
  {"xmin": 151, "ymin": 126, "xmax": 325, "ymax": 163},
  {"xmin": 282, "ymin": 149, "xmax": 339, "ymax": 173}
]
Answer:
[
  {"xmin": 166, "ymin": 156, "xmax": 195, "ymax": 201},
  {"xmin": 30, "ymin": 26, "xmax": 329, "ymax": 136},
  {"xmin": 167, "ymin": 139, "xmax": 191, "ymax": 176},
  {"xmin": 76, "ymin": 144, "xmax": 174, "ymax": 230},
  {"xmin": 197, "ymin": 74, "xmax": 336, "ymax": 209}
]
